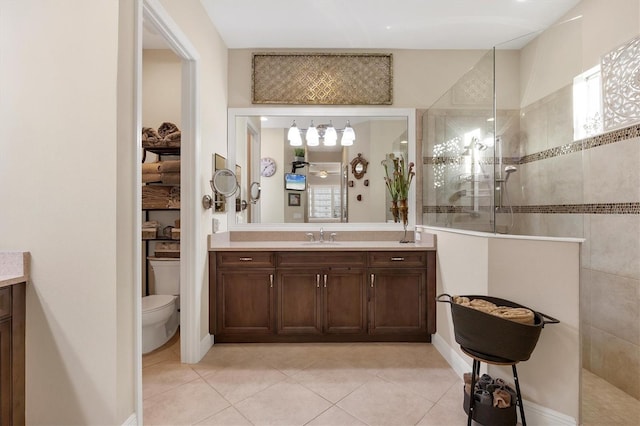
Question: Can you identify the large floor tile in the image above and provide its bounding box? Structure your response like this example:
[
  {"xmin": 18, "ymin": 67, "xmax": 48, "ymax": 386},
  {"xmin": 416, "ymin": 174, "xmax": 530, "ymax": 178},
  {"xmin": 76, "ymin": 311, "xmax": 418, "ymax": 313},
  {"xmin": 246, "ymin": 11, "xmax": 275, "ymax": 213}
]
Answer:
[
  {"xmin": 143, "ymin": 360, "xmax": 201, "ymax": 400},
  {"xmin": 376, "ymin": 364, "xmax": 460, "ymax": 403},
  {"xmin": 337, "ymin": 377, "xmax": 434, "ymax": 426},
  {"xmin": 234, "ymin": 379, "xmax": 332, "ymax": 425},
  {"xmin": 204, "ymin": 363, "xmax": 289, "ymax": 404},
  {"xmin": 291, "ymin": 357, "xmax": 376, "ymax": 403},
  {"xmin": 143, "ymin": 378, "xmax": 230, "ymax": 425},
  {"xmin": 306, "ymin": 406, "xmax": 367, "ymax": 426},
  {"xmin": 195, "ymin": 406, "xmax": 253, "ymax": 426}
]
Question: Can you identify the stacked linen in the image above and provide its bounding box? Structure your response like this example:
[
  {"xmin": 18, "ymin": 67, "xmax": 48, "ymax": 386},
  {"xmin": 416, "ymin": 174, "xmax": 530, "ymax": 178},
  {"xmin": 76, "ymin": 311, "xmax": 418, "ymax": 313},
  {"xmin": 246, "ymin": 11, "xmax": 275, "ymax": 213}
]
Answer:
[
  {"xmin": 453, "ymin": 296, "xmax": 535, "ymax": 325},
  {"xmin": 158, "ymin": 160, "xmax": 180, "ymax": 185},
  {"xmin": 142, "ymin": 122, "xmax": 181, "ymax": 148}
]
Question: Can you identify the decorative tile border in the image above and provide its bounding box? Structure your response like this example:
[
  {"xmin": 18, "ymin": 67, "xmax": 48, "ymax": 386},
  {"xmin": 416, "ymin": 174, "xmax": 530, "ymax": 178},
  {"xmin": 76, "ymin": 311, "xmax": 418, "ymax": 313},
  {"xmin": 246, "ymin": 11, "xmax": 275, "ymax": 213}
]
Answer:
[
  {"xmin": 425, "ymin": 203, "xmax": 640, "ymax": 215},
  {"xmin": 424, "ymin": 123, "xmax": 640, "ymax": 166}
]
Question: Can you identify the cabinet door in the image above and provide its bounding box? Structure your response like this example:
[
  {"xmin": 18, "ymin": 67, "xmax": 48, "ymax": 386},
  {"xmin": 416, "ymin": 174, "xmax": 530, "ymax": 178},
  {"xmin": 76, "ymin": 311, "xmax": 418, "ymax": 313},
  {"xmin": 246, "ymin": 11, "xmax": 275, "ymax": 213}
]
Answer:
[
  {"xmin": 324, "ymin": 269, "xmax": 367, "ymax": 334},
  {"xmin": 0, "ymin": 319, "xmax": 11, "ymax": 426},
  {"xmin": 217, "ymin": 270, "xmax": 274, "ymax": 334},
  {"xmin": 277, "ymin": 271, "xmax": 322, "ymax": 334},
  {"xmin": 369, "ymin": 269, "xmax": 426, "ymax": 334}
]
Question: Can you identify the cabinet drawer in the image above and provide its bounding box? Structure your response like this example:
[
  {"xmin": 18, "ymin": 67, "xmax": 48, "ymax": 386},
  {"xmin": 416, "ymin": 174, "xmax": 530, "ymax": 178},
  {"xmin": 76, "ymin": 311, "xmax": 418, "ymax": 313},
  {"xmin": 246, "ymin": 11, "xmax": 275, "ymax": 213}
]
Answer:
[
  {"xmin": 0, "ymin": 287, "xmax": 11, "ymax": 320},
  {"xmin": 217, "ymin": 252, "xmax": 274, "ymax": 268},
  {"xmin": 368, "ymin": 251, "xmax": 427, "ymax": 268},
  {"xmin": 277, "ymin": 251, "xmax": 366, "ymax": 268}
]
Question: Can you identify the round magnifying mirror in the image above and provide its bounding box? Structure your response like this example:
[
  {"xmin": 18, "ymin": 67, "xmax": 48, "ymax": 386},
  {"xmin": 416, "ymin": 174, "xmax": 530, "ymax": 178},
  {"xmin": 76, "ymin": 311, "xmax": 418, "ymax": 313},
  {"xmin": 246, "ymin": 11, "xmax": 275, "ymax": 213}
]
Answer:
[
  {"xmin": 210, "ymin": 168, "xmax": 239, "ymax": 197},
  {"xmin": 249, "ymin": 181, "xmax": 261, "ymax": 204}
]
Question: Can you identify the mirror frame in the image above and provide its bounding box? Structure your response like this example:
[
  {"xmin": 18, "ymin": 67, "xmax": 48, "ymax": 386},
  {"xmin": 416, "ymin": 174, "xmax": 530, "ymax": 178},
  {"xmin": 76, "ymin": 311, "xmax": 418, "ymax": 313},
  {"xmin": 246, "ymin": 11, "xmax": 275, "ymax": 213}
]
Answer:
[
  {"xmin": 226, "ymin": 107, "xmax": 416, "ymax": 230},
  {"xmin": 350, "ymin": 153, "xmax": 369, "ymax": 179}
]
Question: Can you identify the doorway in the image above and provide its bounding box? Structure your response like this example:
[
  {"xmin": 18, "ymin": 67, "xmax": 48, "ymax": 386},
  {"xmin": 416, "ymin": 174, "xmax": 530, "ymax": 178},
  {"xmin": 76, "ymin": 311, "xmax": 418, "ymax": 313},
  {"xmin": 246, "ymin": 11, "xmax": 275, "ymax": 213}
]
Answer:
[{"xmin": 136, "ymin": 0, "xmax": 203, "ymax": 422}]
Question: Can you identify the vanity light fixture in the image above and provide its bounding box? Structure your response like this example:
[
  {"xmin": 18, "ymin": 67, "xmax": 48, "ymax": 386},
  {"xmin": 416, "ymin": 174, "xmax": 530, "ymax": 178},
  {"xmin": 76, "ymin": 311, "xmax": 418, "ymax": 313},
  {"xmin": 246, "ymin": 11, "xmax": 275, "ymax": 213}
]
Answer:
[
  {"xmin": 306, "ymin": 121, "xmax": 320, "ymax": 146},
  {"xmin": 323, "ymin": 121, "xmax": 337, "ymax": 146},
  {"xmin": 287, "ymin": 120, "xmax": 302, "ymax": 146},
  {"xmin": 287, "ymin": 119, "xmax": 357, "ymax": 147},
  {"xmin": 341, "ymin": 120, "xmax": 355, "ymax": 146}
]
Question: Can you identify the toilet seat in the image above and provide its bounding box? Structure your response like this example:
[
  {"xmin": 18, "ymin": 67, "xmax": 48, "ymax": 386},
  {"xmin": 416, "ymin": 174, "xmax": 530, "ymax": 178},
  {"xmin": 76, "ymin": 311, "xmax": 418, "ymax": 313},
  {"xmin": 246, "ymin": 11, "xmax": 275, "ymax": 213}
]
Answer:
[{"xmin": 142, "ymin": 294, "xmax": 176, "ymax": 313}]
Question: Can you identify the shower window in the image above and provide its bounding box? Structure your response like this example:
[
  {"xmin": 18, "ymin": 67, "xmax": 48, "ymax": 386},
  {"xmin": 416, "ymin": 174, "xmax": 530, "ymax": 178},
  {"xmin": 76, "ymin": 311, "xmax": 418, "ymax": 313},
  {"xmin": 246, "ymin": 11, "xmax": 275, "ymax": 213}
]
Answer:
[{"xmin": 573, "ymin": 64, "xmax": 603, "ymax": 140}]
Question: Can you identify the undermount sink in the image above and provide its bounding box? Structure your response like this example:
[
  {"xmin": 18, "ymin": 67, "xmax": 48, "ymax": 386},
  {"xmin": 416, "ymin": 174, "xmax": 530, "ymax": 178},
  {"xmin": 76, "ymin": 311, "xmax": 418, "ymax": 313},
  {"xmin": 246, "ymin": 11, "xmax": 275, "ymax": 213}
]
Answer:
[{"xmin": 301, "ymin": 241, "xmax": 340, "ymax": 246}]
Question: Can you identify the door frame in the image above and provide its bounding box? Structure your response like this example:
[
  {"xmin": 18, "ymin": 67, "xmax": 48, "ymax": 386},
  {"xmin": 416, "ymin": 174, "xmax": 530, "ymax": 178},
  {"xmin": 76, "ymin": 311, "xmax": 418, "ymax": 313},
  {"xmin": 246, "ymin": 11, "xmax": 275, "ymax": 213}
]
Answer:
[{"xmin": 134, "ymin": 0, "xmax": 203, "ymax": 421}]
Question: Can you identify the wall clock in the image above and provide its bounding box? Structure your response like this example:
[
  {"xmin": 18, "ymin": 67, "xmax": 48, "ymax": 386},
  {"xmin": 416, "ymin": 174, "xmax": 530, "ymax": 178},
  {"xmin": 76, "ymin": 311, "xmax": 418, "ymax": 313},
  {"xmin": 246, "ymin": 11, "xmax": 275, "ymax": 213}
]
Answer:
[{"xmin": 260, "ymin": 157, "xmax": 277, "ymax": 177}]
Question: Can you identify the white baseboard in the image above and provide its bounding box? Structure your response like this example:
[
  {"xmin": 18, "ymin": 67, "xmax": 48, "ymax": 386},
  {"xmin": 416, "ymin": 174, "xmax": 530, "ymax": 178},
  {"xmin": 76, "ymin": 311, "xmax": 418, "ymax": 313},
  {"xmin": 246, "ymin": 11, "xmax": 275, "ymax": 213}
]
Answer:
[
  {"xmin": 431, "ymin": 333, "xmax": 577, "ymax": 426},
  {"xmin": 199, "ymin": 333, "xmax": 214, "ymax": 359},
  {"xmin": 432, "ymin": 333, "xmax": 471, "ymax": 377},
  {"xmin": 122, "ymin": 413, "xmax": 137, "ymax": 426}
]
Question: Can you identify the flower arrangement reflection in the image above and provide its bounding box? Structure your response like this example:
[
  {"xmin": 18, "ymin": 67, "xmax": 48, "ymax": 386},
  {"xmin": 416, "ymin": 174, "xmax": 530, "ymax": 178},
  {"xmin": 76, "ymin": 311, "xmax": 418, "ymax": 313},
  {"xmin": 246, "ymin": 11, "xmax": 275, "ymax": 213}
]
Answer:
[{"xmin": 382, "ymin": 153, "xmax": 415, "ymax": 242}]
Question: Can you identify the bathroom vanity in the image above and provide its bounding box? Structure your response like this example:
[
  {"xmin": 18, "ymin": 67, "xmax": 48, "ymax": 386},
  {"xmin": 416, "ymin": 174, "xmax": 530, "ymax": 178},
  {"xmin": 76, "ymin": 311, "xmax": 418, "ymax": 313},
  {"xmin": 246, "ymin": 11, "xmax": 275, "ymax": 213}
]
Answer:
[
  {"xmin": 208, "ymin": 231, "xmax": 436, "ymax": 343},
  {"xmin": 0, "ymin": 252, "xmax": 27, "ymax": 425}
]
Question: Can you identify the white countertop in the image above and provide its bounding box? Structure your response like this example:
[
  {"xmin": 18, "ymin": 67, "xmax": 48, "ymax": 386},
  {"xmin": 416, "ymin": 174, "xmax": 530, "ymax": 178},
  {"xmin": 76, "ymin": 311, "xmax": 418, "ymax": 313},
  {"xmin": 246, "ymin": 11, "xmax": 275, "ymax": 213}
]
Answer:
[
  {"xmin": 0, "ymin": 251, "xmax": 30, "ymax": 288},
  {"xmin": 209, "ymin": 230, "xmax": 436, "ymax": 252}
]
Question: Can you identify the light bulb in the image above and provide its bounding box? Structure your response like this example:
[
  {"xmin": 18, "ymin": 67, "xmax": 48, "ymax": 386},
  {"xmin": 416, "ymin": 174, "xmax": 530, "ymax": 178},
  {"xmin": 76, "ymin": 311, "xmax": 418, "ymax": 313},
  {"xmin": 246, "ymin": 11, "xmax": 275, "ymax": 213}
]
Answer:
[
  {"xmin": 306, "ymin": 121, "xmax": 319, "ymax": 146},
  {"xmin": 341, "ymin": 121, "xmax": 355, "ymax": 146},
  {"xmin": 288, "ymin": 121, "xmax": 302, "ymax": 146},
  {"xmin": 324, "ymin": 122, "xmax": 337, "ymax": 146}
]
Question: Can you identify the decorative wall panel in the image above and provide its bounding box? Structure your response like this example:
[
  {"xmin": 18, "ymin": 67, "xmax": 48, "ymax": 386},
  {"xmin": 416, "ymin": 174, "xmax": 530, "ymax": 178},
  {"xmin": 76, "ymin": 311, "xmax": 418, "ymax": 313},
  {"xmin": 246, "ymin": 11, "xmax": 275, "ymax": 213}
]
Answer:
[
  {"xmin": 252, "ymin": 53, "xmax": 392, "ymax": 105},
  {"xmin": 602, "ymin": 36, "xmax": 640, "ymax": 131}
]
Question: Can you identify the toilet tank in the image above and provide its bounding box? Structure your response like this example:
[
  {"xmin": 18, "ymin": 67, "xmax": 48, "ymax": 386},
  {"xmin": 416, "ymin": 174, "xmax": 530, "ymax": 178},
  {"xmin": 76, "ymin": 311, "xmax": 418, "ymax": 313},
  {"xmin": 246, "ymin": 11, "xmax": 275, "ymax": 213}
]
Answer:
[{"xmin": 149, "ymin": 258, "xmax": 180, "ymax": 295}]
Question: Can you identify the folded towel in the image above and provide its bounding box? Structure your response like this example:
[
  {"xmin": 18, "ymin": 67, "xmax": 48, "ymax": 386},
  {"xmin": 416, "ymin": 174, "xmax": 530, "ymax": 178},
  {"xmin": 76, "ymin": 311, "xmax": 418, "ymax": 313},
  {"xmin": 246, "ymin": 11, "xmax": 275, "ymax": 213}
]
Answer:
[
  {"xmin": 493, "ymin": 388, "xmax": 511, "ymax": 408},
  {"xmin": 475, "ymin": 389, "xmax": 493, "ymax": 406},
  {"xmin": 161, "ymin": 172, "xmax": 180, "ymax": 185},
  {"xmin": 142, "ymin": 220, "xmax": 160, "ymax": 229},
  {"xmin": 158, "ymin": 122, "xmax": 179, "ymax": 138},
  {"xmin": 453, "ymin": 296, "xmax": 534, "ymax": 324},
  {"xmin": 490, "ymin": 307, "xmax": 535, "ymax": 324},
  {"xmin": 142, "ymin": 173, "xmax": 162, "ymax": 183},
  {"xmin": 164, "ymin": 130, "xmax": 181, "ymax": 147},
  {"xmin": 142, "ymin": 162, "xmax": 162, "ymax": 174},
  {"xmin": 159, "ymin": 160, "xmax": 180, "ymax": 173},
  {"xmin": 142, "ymin": 127, "xmax": 161, "ymax": 145}
]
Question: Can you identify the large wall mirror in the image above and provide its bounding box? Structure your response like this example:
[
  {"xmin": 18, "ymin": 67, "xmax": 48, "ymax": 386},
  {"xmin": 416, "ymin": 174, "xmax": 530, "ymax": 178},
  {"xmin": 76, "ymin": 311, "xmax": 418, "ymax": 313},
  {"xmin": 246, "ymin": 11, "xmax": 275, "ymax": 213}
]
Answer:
[{"xmin": 226, "ymin": 107, "xmax": 416, "ymax": 228}]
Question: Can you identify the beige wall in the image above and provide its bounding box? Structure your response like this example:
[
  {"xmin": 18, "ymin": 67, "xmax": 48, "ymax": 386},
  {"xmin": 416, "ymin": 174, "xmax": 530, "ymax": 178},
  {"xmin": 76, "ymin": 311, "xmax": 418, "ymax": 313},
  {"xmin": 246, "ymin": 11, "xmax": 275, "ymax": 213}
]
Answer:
[
  {"xmin": 228, "ymin": 49, "xmax": 496, "ymax": 109},
  {"xmin": 117, "ymin": 0, "xmax": 136, "ymax": 421},
  {"xmin": 143, "ymin": 49, "xmax": 182, "ymax": 129},
  {"xmin": 425, "ymin": 228, "xmax": 581, "ymax": 422},
  {"xmin": 0, "ymin": 0, "xmax": 122, "ymax": 423},
  {"xmin": 157, "ymin": 0, "xmax": 229, "ymax": 344},
  {"xmin": 520, "ymin": 0, "xmax": 640, "ymax": 107}
]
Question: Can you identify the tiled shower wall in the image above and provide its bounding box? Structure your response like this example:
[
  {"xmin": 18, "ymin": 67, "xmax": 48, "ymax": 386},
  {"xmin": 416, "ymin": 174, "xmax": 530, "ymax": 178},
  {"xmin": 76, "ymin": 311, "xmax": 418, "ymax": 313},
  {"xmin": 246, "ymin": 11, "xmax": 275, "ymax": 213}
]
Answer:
[
  {"xmin": 515, "ymin": 87, "xmax": 640, "ymax": 399},
  {"xmin": 423, "ymin": 88, "xmax": 640, "ymax": 399}
]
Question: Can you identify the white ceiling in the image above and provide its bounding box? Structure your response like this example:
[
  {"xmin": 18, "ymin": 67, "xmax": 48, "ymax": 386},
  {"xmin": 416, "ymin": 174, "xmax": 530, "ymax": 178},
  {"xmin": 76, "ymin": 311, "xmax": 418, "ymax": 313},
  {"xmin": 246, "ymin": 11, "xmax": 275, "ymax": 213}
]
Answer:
[{"xmin": 199, "ymin": 0, "xmax": 581, "ymax": 50}]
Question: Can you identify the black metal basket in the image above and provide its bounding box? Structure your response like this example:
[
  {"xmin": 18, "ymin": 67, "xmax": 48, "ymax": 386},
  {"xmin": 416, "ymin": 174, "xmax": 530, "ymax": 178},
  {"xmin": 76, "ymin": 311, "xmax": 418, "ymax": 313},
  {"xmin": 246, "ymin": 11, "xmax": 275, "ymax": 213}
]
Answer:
[{"xmin": 437, "ymin": 294, "xmax": 559, "ymax": 362}]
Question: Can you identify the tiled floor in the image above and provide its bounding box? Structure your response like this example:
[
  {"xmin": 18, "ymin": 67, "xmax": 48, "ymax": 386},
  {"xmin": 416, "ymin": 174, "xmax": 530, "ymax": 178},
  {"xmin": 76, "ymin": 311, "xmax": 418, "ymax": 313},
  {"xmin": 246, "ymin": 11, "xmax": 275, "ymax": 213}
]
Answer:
[
  {"xmin": 142, "ymin": 336, "xmax": 467, "ymax": 425},
  {"xmin": 582, "ymin": 369, "xmax": 640, "ymax": 426},
  {"xmin": 143, "ymin": 335, "xmax": 640, "ymax": 425}
]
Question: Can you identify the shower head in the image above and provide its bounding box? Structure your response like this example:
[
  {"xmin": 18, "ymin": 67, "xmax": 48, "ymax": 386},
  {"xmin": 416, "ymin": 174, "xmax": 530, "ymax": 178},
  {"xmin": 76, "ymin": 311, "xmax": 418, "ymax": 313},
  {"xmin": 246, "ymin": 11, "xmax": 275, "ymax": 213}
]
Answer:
[{"xmin": 504, "ymin": 165, "xmax": 517, "ymax": 182}]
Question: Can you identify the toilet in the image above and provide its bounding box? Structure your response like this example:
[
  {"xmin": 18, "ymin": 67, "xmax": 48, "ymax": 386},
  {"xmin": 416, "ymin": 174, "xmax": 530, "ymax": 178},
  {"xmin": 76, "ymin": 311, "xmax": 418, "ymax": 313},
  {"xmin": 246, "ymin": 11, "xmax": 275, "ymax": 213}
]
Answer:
[{"xmin": 142, "ymin": 258, "xmax": 180, "ymax": 354}]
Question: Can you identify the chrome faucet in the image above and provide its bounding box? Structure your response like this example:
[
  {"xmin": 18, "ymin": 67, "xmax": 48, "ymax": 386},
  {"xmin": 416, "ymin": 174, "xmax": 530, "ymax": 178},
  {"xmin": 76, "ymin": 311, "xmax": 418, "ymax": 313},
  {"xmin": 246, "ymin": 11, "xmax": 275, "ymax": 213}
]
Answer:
[
  {"xmin": 305, "ymin": 232, "xmax": 315, "ymax": 242},
  {"xmin": 319, "ymin": 227, "xmax": 324, "ymax": 242}
]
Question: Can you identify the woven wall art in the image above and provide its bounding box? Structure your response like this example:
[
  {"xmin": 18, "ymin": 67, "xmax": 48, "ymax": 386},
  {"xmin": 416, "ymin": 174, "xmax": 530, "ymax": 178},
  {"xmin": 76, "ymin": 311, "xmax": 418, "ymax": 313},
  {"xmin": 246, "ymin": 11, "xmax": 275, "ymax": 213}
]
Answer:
[{"xmin": 252, "ymin": 53, "xmax": 393, "ymax": 105}]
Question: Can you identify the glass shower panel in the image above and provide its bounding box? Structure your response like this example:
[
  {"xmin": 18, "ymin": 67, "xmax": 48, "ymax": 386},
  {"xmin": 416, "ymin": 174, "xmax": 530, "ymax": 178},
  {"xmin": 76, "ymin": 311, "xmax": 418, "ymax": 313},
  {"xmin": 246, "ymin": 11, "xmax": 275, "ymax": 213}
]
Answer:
[{"xmin": 423, "ymin": 49, "xmax": 496, "ymax": 232}]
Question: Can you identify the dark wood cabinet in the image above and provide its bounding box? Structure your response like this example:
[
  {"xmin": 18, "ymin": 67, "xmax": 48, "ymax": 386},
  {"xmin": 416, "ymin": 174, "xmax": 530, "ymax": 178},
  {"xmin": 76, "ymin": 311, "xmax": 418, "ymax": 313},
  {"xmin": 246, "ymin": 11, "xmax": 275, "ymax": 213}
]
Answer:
[
  {"xmin": 368, "ymin": 268, "xmax": 426, "ymax": 334},
  {"xmin": 277, "ymin": 267, "xmax": 367, "ymax": 336},
  {"xmin": 213, "ymin": 252, "xmax": 275, "ymax": 337},
  {"xmin": 0, "ymin": 283, "xmax": 25, "ymax": 426},
  {"xmin": 209, "ymin": 249, "xmax": 435, "ymax": 343}
]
